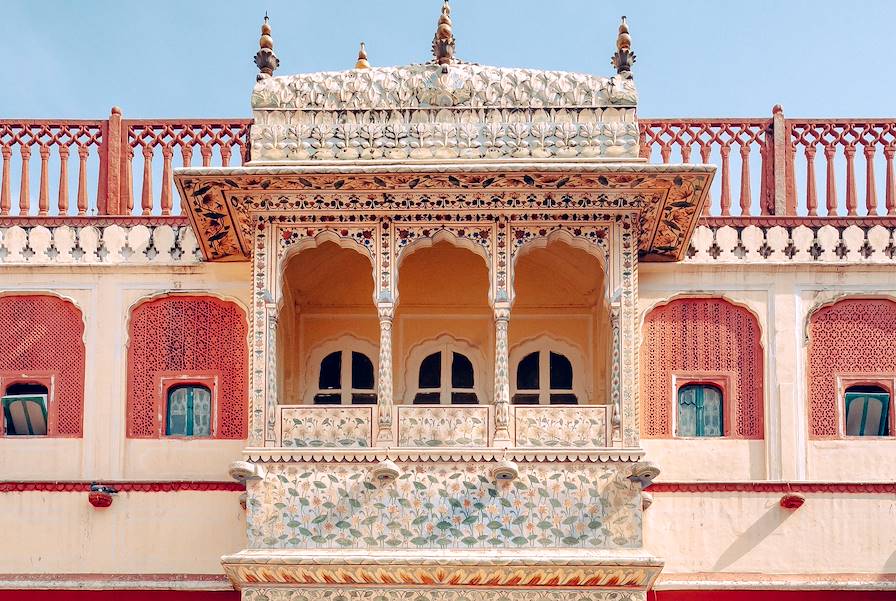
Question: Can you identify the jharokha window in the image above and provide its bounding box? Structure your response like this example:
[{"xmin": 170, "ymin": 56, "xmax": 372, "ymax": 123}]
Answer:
[
  {"xmin": 677, "ymin": 383, "xmax": 724, "ymax": 437},
  {"xmin": 313, "ymin": 351, "xmax": 376, "ymax": 405},
  {"xmin": 844, "ymin": 385, "xmax": 891, "ymax": 437},
  {"xmin": 413, "ymin": 351, "xmax": 478, "ymax": 405},
  {"xmin": 512, "ymin": 351, "xmax": 578, "ymax": 405}
]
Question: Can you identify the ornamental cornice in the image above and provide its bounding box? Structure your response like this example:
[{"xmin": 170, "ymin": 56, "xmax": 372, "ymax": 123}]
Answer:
[
  {"xmin": 222, "ymin": 548, "xmax": 662, "ymax": 590},
  {"xmin": 241, "ymin": 448, "xmax": 645, "ymax": 464},
  {"xmin": 174, "ymin": 163, "xmax": 714, "ymax": 263}
]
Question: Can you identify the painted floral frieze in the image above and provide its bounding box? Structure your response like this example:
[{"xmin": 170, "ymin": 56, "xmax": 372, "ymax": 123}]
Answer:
[
  {"xmin": 242, "ymin": 588, "xmax": 645, "ymax": 601},
  {"xmin": 514, "ymin": 406, "xmax": 608, "ymax": 448},
  {"xmin": 280, "ymin": 407, "xmax": 371, "ymax": 448},
  {"xmin": 397, "ymin": 406, "xmax": 488, "ymax": 447},
  {"xmin": 247, "ymin": 462, "xmax": 641, "ymax": 550}
]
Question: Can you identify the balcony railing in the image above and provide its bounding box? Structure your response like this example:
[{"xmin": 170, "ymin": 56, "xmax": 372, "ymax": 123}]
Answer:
[
  {"xmin": 275, "ymin": 404, "xmax": 611, "ymax": 450},
  {"xmin": 1, "ymin": 108, "xmax": 894, "ymax": 219}
]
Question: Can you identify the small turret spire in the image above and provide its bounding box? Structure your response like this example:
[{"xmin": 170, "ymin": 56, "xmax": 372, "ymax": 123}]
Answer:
[
  {"xmin": 611, "ymin": 16, "xmax": 636, "ymax": 75},
  {"xmin": 355, "ymin": 41, "xmax": 370, "ymax": 69},
  {"xmin": 431, "ymin": 0, "xmax": 456, "ymax": 70},
  {"xmin": 254, "ymin": 13, "xmax": 280, "ymax": 81}
]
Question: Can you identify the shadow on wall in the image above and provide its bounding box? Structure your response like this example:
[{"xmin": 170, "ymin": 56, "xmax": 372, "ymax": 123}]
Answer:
[{"xmin": 711, "ymin": 503, "xmax": 797, "ymax": 571}]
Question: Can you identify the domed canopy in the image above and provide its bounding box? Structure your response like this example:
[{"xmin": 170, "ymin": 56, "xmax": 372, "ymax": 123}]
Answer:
[{"xmin": 250, "ymin": 63, "xmax": 638, "ymax": 163}]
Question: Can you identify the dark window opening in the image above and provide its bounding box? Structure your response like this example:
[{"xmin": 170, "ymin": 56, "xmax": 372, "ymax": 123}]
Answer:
[
  {"xmin": 549, "ymin": 352, "xmax": 573, "ymax": 389},
  {"xmin": 351, "ymin": 352, "xmax": 375, "ymax": 390},
  {"xmin": 516, "ymin": 352, "xmax": 539, "ymax": 390},
  {"xmin": 319, "ymin": 352, "xmax": 342, "ymax": 390},
  {"xmin": 418, "ymin": 352, "xmax": 441, "ymax": 389}
]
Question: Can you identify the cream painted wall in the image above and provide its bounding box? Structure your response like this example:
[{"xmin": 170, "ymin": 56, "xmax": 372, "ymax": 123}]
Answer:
[
  {"xmin": 645, "ymin": 492, "xmax": 896, "ymax": 575},
  {"xmin": 640, "ymin": 262, "xmax": 896, "ymax": 483},
  {"xmin": 0, "ymin": 262, "xmax": 251, "ymax": 482},
  {"xmin": 0, "ymin": 491, "xmax": 246, "ymax": 574}
]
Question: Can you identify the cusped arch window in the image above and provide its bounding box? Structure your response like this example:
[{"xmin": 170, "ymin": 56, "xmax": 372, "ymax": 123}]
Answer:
[
  {"xmin": 844, "ymin": 385, "xmax": 890, "ymax": 437},
  {"xmin": 512, "ymin": 351, "xmax": 578, "ymax": 405},
  {"xmin": 413, "ymin": 350, "xmax": 479, "ymax": 405},
  {"xmin": 313, "ymin": 350, "xmax": 377, "ymax": 405}
]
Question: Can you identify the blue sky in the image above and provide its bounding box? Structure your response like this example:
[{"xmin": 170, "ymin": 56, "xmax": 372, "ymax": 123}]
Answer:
[{"xmin": 1, "ymin": 1, "xmax": 893, "ymax": 119}]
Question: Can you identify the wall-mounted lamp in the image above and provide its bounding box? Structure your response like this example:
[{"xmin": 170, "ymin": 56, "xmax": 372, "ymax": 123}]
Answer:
[
  {"xmin": 229, "ymin": 460, "xmax": 266, "ymax": 483},
  {"xmin": 779, "ymin": 492, "xmax": 805, "ymax": 510},
  {"xmin": 627, "ymin": 461, "xmax": 661, "ymax": 490},
  {"xmin": 372, "ymin": 458, "xmax": 401, "ymax": 484},
  {"xmin": 492, "ymin": 458, "xmax": 520, "ymax": 482},
  {"xmin": 88, "ymin": 484, "xmax": 117, "ymax": 508}
]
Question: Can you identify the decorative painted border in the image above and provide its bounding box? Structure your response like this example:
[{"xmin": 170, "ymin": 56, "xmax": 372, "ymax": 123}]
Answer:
[
  {"xmin": 0, "ymin": 481, "xmax": 244, "ymax": 492},
  {"xmin": 243, "ymin": 450, "xmax": 645, "ymax": 463},
  {"xmin": 0, "ymin": 573, "xmax": 233, "ymax": 591},
  {"xmin": 223, "ymin": 560, "xmax": 661, "ymax": 589},
  {"xmin": 648, "ymin": 482, "xmax": 896, "ymax": 493},
  {"xmin": 654, "ymin": 572, "xmax": 896, "ymax": 591}
]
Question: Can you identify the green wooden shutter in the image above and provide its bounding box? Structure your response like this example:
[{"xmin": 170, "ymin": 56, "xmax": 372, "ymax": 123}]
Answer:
[{"xmin": 845, "ymin": 392, "xmax": 890, "ymax": 436}]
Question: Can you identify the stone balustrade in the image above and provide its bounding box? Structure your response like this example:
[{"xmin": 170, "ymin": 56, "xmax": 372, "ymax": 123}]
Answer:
[{"xmin": 275, "ymin": 404, "xmax": 612, "ymax": 450}]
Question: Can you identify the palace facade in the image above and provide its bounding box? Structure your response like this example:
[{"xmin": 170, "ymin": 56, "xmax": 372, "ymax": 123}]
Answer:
[{"xmin": 0, "ymin": 4, "xmax": 894, "ymax": 600}]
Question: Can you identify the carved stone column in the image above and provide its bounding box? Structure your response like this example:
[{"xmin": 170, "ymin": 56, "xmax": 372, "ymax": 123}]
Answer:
[
  {"xmin": 264, "ymin": 301, "xmax": 278, "ymax": 446},
  {"xmin": 376, "ymin": 303, "xmax": 395, "ymax": 445},
  {"xmin": 493, "ymin": 302, "xmax": 512, "ymax": 444}
]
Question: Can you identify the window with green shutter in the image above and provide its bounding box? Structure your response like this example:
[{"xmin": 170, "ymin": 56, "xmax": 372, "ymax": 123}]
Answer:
[
  {"xmin": 677, "ymin": 383, "xmax": 723, "ymax": 437},
  {"xmin": 844, "ymin": 386, "xmax": 890, "ymax": 436},
  {"xmin": 166, "ymin": 384, "xmax": 212, "ymax": 437},
  {"xmin": 2, "ymin": 383, "xmax": 49, "ymax": 436}
]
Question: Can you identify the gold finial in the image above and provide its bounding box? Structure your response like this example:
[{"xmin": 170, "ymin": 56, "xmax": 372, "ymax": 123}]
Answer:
[
  {"xmin": 255, "ymin": 13, "xmax": 280, "ymax": 81},
  {"xmin": 611, "ymin": 15, "xmax": 635, "ymax": 75},
  {"xmin": 616, "ymin": 16, "xmax": 631, "ymax": 51},
  {"xmin": 432, "ymin": 0, "xmax": 456, "ymax": 69},
  {"xmin": 355, "ymin": 41, "xmax": 370, "ymax": 69}
]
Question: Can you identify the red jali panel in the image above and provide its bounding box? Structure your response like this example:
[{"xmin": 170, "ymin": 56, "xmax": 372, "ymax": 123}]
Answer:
[
  {"xmin": 127, "ymin": 295, "xmax": 248, "ymax": 438},
  {"xmin": 0, "ymin": 295, "xmax": 85, "ymax": 436},
  {"xmin": 641, "ymin": 298, "xmax": 764, "ymax": 438},
  {"xmin": 808, "ymin": 298, "xmax": 896, "ymax": 438}
]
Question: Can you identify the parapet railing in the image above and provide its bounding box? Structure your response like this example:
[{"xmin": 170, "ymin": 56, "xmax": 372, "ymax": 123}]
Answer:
[
  {"xmin": 0, "ymin": 109, "xmax": 251, "ymax": 218},
  {"xmin": 2, "ymin": 108, "xmax": 895, "ymax": 219},
  {"xmin": 640, "ymin": 109, "xmax": 896, "ymax": 217}
]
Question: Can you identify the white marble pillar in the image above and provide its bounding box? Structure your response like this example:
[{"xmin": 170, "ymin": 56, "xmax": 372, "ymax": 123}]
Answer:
[
  {"xmin": 376, "ymin": 303, "xmax": 395, "ymax": 445},
  {"xmin": 493, "ymin": 302, "xmax": 511, "ymax": 444}
]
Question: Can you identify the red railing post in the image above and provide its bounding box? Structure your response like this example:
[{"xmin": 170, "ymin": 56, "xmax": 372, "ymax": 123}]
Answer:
[
  {"xmin": 771, "ymin": 105, "xmax": 789, "ymax": 215},
  {"xmin": 98, "ymin": 107, "xmax": 123, "ymax": 215}
]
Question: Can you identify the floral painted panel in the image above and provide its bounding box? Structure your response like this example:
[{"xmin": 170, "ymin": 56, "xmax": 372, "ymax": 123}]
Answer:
[
  {"xmin": 243, "ymin": 588, "xmax": 644, "ymax": 601},
  {"xmin": 247, "ymin": 462, "xmax": 641, "ymax": 550},
  {"xmin": 397, "ymin": 406, "xmax": 488, "ymax": 447},
  {"xmin": 280, "ymin": 407, "xmax": 371, "ymax": 448},
  {"xmin": 514, "ymin": 407, "xmax": 608, "ymax": 448}
]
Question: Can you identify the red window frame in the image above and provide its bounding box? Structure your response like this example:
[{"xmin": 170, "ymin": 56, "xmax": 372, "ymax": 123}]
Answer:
[
  {"xmin": 0, "ymin": 371, "xmax": 58, "ymax": 437},
  {"xmin": 154, "ymin": 371, "xmax": 221, "ymax": 439}
]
